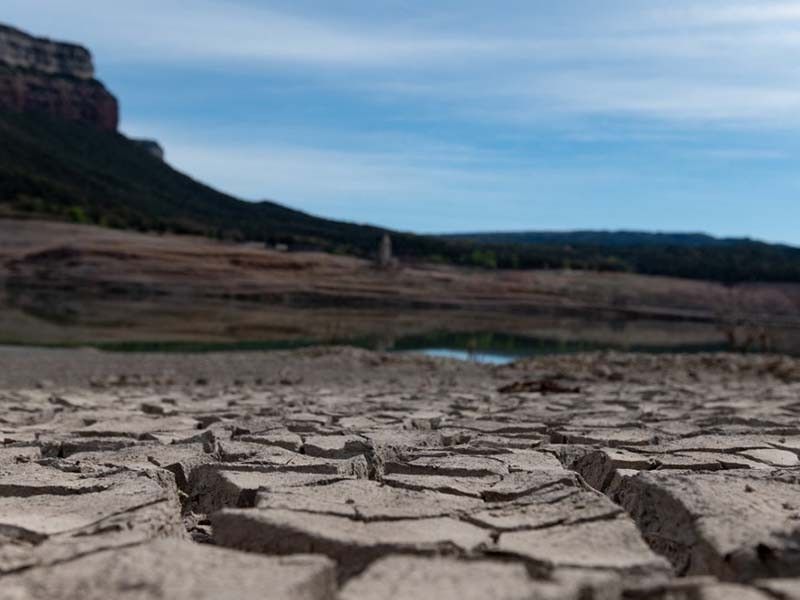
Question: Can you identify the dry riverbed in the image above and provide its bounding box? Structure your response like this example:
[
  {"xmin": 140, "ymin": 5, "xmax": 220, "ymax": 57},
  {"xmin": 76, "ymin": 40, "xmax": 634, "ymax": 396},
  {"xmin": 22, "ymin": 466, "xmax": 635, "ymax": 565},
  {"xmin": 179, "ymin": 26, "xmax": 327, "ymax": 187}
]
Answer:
[{"xmin": 1, "ymin": 347, "xmax": 800, "ymax": 598}]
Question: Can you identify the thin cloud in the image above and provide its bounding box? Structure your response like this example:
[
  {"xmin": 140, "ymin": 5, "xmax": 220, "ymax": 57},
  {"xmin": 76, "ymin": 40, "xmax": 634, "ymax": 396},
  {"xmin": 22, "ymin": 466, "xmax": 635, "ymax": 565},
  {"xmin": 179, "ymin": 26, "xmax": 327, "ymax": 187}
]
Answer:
[
  {"xmin": 4, "ymin": 0, "xmax": 525, "ymax": 68},
  {"xmin": 123, "ymin": 119, "xmax": 625, "ymax": 231},
  {"xmin": 535, "ymin": 75, "xmax": 800, "ymax": 123},
  {"xmin": 652, "ymin": 2, "xmax": 800, "ymax": 27},
  {"xmin": 691, "ymin": 148, "xmax": 789, "ymax": 161},
  {"xmin": 161, "ymin": 138, "xmax": 618, "ymax": 200},
  {"xmin": 8, "ymin": 0, "xmax": 800, "ymax": 128}
]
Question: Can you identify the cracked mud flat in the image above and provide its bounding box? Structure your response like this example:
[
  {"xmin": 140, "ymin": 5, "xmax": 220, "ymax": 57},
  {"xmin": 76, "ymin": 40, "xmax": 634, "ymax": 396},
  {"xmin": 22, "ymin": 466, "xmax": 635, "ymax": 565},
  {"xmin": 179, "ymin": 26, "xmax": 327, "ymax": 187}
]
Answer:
[{"xmin": 1, "ymin": 347, "xmax": 800, "ymax": 598}]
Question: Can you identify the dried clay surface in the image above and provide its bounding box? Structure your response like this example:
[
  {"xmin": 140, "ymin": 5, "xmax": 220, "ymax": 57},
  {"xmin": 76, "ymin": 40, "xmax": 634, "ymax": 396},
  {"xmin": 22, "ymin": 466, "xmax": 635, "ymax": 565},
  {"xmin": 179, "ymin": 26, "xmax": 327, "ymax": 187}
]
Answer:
[{"xmin": 1, "ymin": 346, "xmax": 800, "ymax": 599}]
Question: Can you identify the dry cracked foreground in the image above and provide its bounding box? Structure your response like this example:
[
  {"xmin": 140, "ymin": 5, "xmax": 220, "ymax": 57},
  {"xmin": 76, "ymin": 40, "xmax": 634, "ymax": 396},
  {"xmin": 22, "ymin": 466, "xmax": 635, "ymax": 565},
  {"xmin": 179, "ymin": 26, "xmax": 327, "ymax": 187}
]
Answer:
[{"xmin": 1, "ymin": 347, "xmax": 800, "ymax": 599}]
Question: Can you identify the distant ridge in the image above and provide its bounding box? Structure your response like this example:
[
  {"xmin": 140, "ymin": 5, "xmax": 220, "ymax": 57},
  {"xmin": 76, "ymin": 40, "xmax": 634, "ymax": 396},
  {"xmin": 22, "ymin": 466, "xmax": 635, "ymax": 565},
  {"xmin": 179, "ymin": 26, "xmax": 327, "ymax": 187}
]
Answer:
[{"xmin": 443, "ymin": 230, "xmax": 794, "ymax": 249}]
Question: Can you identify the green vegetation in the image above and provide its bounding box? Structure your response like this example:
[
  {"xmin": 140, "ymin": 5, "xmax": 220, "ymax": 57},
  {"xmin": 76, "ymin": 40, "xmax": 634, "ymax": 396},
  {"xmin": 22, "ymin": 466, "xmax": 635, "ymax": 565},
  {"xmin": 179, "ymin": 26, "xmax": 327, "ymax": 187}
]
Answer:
[
  {"xmin": 468, "ymin": 249, "xmax": 497, "ymax": 269},
  {"xmin": 446, "ymin": 231, "xmax": 800, "ymax": 282},
  {"xmin": 2, "ymin": 109, "xmax": 800, "ymax": 282}
]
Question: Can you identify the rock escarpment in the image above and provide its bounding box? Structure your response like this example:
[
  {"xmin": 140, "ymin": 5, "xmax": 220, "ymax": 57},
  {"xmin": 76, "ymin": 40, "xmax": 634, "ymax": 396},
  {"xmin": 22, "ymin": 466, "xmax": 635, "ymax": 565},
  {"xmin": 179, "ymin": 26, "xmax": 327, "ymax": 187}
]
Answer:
[{"xmin": 0, "ymin": 23, "xmax": 118, "ymax": 131}]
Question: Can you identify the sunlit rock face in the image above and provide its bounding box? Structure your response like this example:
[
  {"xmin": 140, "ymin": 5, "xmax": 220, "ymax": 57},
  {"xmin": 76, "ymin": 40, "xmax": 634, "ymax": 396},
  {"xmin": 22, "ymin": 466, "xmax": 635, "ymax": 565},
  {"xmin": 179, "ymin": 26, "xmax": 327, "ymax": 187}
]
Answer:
[
  {"xmin": 0, "ymin": 24, "xmax": 94, "ymax": 78},
  {"xmin": 0, "ymin": 23, "xmax": 118, "ymax": 131}
]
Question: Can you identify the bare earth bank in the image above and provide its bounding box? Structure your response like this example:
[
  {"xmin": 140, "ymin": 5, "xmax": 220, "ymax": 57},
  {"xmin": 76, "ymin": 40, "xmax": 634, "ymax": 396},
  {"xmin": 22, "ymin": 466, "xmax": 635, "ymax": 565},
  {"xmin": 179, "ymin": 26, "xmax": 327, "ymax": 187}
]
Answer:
[{"xmin": 3, "ymin": 219, "xmax": 800, "ymax": 352}]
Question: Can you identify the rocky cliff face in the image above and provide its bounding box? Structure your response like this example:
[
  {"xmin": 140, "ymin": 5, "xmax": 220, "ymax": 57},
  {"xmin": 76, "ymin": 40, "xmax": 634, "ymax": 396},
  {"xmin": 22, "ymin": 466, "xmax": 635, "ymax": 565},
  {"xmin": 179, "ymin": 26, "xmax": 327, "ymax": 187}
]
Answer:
[
  {"xmin": 0, "ymin": 24, "xmax": 94, "ymax": 78},
  {"xmin": 0, "ymin": 23, "xmax": 118, "ymax": 131}
]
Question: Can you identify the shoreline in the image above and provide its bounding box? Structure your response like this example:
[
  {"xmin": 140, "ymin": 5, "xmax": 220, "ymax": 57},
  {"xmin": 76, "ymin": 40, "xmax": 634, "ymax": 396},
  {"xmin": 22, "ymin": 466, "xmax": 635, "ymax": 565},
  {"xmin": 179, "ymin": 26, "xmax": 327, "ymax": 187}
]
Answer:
[
  {"xmin": 1, "ymin": 344, "xmax": 799, "ymax": 389},
  {"xmin": 3, "ymin": 219, "xmax": 800, "ymax": 354}
]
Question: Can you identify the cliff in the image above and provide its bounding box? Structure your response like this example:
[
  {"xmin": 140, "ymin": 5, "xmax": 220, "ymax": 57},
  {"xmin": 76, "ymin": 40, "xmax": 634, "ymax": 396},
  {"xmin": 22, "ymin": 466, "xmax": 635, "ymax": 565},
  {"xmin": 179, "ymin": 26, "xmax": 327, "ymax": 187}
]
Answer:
[{"xmin": 0, "ymin": 24, "xmax": 118, "ymax": 131}]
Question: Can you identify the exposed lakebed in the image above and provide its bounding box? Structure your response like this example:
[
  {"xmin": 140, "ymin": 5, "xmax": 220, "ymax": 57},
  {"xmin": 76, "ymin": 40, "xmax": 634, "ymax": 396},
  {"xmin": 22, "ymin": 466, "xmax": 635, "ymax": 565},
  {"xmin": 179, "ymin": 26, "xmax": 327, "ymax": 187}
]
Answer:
[{"xmin": 1, "ymin": 347, "xmax": 800, "ymax": 598}]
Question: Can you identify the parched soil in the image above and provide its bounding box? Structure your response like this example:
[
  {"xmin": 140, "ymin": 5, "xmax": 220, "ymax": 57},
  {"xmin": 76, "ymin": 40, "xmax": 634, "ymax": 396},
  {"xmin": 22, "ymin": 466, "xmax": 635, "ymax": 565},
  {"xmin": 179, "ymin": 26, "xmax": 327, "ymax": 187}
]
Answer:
[{"xmin": 1, "ymin": 347, "xmax": 800, "ymax": 598}]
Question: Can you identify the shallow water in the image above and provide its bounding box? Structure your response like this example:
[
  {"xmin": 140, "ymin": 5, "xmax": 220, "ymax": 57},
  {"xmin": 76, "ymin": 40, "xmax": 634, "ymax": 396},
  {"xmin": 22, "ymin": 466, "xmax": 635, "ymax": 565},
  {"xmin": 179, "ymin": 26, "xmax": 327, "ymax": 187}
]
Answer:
[
  {"xmin": 407, "ymin": 348, "xmax": 519, "ymax": 365},
  {"xmin": 4, "ymin": 288, "xmax": 796, "ymax": 357},
  {"xmin": 393, "ymin": 330, "xmax": 732, "ymax": 364}
]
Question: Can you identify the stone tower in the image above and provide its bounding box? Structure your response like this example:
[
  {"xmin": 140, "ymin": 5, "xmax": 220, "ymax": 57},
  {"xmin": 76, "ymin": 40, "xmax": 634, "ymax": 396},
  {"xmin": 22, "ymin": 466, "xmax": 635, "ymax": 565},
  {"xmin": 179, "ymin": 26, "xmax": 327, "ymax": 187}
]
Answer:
[{"xmin": 377, "ymin": 234, "xmax": 393, "ymax": 269}]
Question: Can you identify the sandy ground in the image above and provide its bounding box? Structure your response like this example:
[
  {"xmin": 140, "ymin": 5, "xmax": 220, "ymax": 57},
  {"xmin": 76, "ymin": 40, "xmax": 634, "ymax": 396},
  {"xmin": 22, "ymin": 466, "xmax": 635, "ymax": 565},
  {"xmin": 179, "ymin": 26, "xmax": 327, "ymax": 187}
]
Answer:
[{"xmin": 1, "ymin": 347, "xmax": 800, "ymax": 598}]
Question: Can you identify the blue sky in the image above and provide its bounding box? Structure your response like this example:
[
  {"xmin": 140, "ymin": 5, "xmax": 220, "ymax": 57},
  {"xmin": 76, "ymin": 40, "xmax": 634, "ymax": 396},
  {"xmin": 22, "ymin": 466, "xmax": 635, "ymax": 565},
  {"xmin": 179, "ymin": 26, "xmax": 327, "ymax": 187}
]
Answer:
[{"xmin": 6, "ymin": 1, "xmax": 800, "ymax": 243}]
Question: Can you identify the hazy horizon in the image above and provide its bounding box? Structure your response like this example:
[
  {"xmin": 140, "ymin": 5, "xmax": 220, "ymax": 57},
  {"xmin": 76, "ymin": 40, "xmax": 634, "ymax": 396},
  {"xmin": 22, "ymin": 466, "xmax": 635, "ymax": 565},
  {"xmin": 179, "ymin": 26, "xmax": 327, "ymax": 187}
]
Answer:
[{"xmin": 6, "ymin": 1, "xmax": 800, "ymax": 245}]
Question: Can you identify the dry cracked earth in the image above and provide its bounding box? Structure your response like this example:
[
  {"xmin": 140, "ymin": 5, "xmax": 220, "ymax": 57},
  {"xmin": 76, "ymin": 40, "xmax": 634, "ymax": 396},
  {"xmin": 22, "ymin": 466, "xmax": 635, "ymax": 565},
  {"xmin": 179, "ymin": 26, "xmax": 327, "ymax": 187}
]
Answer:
[{"xmin": 1, "ymin": 347, "xmax": 800, "ymax": 599}]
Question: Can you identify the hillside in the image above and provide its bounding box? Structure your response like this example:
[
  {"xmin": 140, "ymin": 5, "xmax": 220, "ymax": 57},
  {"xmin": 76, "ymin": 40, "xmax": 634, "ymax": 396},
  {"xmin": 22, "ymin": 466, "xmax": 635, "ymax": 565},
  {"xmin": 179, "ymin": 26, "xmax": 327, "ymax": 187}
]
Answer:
[
  {"xmin": 0, "ymin": 110, "xmax": 446, "ymax": 258},
  {"xmin": 5, "ymin": 109, "xmax": 800, "ymax": 282},
  {"xmin": 444, "ymin": 230, "xmax": 758, "ymax": 248},
  {"xmin": 443, "ymin": 230, "xmax": 800, "ymax": 282}
]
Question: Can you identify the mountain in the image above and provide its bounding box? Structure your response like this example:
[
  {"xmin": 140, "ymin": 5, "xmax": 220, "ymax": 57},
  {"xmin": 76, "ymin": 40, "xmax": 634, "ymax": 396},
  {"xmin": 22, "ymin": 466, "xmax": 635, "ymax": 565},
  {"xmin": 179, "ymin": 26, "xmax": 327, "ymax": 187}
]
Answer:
[
  {"xmin": 0, "ymin": 109, "xmax": 441, "ymax": 257},
  {"xmin": 442, "ymin": 231, "xmax": 762, "ymax": 248},
  {"xmin": 2, "ymin": 21, "xmax": 800, "ymax": 283},
  {"xmin": 0, "ymin": 23, "xmax": 453, "ymax": 258}
]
